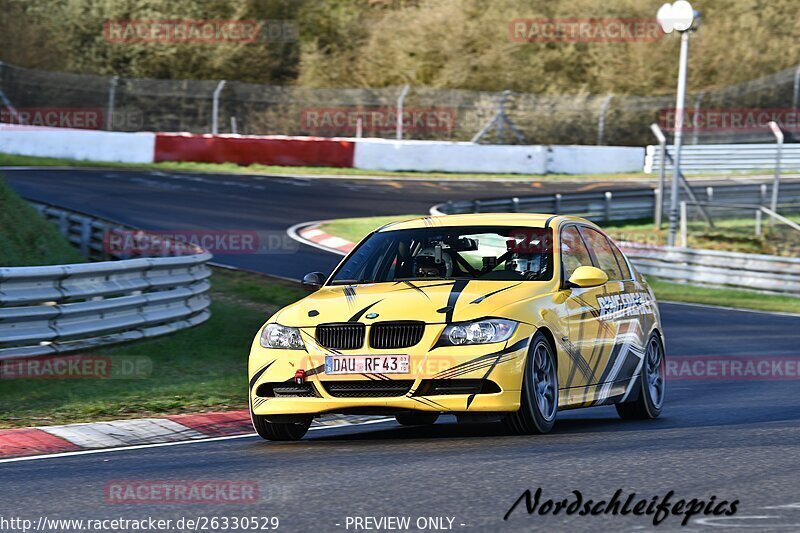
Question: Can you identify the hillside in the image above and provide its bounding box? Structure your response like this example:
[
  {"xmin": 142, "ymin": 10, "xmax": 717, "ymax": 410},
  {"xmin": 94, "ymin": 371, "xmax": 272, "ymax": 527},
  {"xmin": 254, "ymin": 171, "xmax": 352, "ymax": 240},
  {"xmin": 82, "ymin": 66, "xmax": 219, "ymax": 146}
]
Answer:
[{"xmin": 0, "ymin": 0, "xmax": 797, "ymax": 96}]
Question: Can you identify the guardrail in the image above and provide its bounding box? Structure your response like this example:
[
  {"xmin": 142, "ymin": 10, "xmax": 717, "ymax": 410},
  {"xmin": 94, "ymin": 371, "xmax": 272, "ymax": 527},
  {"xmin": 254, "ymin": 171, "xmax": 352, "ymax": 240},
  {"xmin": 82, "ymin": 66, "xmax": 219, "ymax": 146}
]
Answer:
[
  {"xmin": 30, "ymin": 201, "xmax": 204, "ymax": 261},
  {"xmin": 644, "ymin": 143, "xmax": 800, "ymax": 174},
  {"xmin": 0, "ymin": 203, "xmax": 213, "ymax": 359},
  {"xmin": 619, "ymin": 242, "xmax": 800, "ymax": 296},
  {"xmin": 432, "ymin": 181, "xmax": 800, "ymax": 222}
]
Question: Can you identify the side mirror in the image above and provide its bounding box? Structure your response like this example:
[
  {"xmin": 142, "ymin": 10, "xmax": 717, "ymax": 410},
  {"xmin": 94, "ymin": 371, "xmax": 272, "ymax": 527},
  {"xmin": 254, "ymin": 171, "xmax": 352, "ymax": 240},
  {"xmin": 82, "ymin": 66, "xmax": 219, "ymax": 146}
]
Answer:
[
  {"xmin": 301, "ymin": 272, "xmax": 326, "ymax": 292},
  {"xmin": 567, "ymin": 266, "xmax": 608, "ymax": 289}
]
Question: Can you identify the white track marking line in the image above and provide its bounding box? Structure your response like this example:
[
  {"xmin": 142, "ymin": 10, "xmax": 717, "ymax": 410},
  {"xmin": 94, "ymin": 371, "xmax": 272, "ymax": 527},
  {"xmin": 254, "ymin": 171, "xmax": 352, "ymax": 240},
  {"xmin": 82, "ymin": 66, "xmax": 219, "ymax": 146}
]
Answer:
[
  {"xmin": 661, "ymin": 300, "xmax": 800, "ymax": 318},
  {"xmin": 0, "ymin": 418, "xmax": 395, "ymax": 465}
]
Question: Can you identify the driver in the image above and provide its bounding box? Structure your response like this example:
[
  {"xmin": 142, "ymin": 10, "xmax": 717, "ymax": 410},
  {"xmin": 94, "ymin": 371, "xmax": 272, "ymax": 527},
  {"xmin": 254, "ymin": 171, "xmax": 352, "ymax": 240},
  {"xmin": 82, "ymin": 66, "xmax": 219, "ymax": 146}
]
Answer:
[{"xmin": 412, "ymin": 246, "xmax": 453, "ymax": 278}]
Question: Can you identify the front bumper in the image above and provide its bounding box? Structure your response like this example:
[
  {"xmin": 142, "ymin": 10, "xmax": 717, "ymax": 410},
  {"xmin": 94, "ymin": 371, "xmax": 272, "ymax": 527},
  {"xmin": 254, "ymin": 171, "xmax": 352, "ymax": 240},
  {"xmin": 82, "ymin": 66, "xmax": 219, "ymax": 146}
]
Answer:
[{"xmin": 248, "ymin": 325, "xmax": 533, "ymax": 416}]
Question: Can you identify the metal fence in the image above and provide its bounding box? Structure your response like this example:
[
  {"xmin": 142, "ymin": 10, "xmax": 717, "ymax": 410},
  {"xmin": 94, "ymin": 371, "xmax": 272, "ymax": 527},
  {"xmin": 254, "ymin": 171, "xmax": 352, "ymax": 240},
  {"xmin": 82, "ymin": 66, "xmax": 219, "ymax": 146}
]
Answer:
[
  {"xmin": 432, "ymin": 181, "xmax": 800, "ymax": 222},
  {"xmin": 0, "ymin": 203, "xmax": 213, "ymax": 359},
  {"xmin": 619, "ymin": 242, "xmax": 800, "ymax": 296},
  {"xmin": 2, "ymin": 61, "xmax": 800, "ymax": 146}
]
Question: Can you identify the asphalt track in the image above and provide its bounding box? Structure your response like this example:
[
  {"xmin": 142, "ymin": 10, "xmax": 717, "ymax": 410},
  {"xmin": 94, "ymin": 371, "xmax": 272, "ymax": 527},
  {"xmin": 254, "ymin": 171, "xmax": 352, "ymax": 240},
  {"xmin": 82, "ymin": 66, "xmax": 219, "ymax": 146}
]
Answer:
[{"xmin": 2, "ymin": 168, "xmax": 800, "ymax": 531}]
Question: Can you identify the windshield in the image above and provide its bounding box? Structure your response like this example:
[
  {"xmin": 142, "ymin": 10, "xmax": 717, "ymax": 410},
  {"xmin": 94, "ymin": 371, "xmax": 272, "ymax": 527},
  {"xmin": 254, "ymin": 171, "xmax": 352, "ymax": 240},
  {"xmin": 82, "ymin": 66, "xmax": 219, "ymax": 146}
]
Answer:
[{"xmin": 329, "ymin": 226, "xmax": 553, "ymax": 285}]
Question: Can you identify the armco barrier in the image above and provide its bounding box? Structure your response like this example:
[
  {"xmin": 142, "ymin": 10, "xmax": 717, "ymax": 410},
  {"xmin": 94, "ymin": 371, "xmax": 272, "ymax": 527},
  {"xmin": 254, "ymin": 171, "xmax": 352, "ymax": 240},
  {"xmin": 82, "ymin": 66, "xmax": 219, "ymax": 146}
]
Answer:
[
  {"xmin": 432, "ymin": 181, "xmax": 800, "ymax": 222},
  {"xmin": 0, "ymin": 124, "xmax": 155, "ymax": 163},
  {"xmin": 644, "ymin": 143, "xmax": 800, "ymax": 174},
  {"xmin": 619, "ymin": 242, "xmax": 800, "ymax": 296},
  {"xmin": 0, "ymin": 255, "xmax": 212, "ymax": 359},
  {"xmin": 154, "ymin": 133, "xmax": 355, "ymax": 168},
  {"xmin": 1, "ymin": 202, "xmax": 213, "ymax": 359}
]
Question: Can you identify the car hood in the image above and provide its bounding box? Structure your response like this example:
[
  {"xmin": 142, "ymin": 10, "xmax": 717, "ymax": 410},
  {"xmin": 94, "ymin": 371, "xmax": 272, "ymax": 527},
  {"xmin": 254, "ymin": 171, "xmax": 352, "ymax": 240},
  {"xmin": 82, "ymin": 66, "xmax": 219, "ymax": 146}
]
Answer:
[{"xmin": 271, "ymin": 279, "xmax": 554, "ymax": 327}]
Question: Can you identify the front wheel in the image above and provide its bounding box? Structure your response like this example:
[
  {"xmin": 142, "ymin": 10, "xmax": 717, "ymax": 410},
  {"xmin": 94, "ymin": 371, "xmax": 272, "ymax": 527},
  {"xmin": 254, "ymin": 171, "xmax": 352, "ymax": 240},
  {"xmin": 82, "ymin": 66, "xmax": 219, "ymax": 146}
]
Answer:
[
  {"xmin": 251, "ymin": 412, "xmax": 312, "ymax": 441},
  {"xmin": 616, "ymin": 333, "xmax": 666, "ymax": 420},
  {"xmin": 504, "ymin": 333, "xmax": 558, "ymax": 435}
]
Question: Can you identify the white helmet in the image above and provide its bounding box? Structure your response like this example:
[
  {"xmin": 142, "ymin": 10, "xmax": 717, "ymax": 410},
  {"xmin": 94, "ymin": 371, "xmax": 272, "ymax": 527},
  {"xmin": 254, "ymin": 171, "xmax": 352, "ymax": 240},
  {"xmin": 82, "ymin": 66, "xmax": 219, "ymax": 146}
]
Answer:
[{"xmin": 413, "ymin": 246, "xmax": 453, "ymax": 278}]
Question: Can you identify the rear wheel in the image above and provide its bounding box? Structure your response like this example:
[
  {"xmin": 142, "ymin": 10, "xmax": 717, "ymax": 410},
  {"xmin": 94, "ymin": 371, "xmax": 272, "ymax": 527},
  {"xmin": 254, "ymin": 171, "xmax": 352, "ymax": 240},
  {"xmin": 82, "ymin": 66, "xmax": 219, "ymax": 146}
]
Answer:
[
  {"xmin": 616, "ymin": 333, "xmax": 665, "ymax": 420},
  {"xmin": 251, "ymin": 412, "xmax": 312, "ymax": 441},
  {"xmin": 504, "ymin": 333, "xmax": 558, "ymax": 435},
  {"xmin": 395, "ymin": 413, "xmax": 439, "ymax": 426}
]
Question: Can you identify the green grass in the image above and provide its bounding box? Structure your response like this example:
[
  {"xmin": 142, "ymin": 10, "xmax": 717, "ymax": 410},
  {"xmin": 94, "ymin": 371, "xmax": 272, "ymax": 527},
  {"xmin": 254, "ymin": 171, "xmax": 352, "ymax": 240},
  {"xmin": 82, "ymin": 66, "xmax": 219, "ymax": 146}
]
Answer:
[
  {"xmin": 603, "ymin": 217, "xmax": 800, "ymax": 257},
  {"xmin": 0, "ymin": 268, "xmax": 306, "ymax": 429},
  {"xmin": 0, "ymin": 175, "xmax": 86, "ymax": 266},
  {"xmin": 210, "ymin": 267, "xmax": 307, "ymax": 310},
  {"xmin": 0, "ymin": 152, "xmax": 652, "ymax": 181},
  {"xmin": 319, "ymin": 214, "xmax": 423, "ymax": 243}
]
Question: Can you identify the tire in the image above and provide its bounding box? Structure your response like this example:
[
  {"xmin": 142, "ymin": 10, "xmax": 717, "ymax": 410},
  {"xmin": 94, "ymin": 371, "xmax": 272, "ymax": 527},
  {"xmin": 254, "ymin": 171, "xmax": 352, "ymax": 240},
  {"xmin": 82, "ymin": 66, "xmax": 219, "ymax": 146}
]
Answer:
[
  {"xmin": 504, "ymin": 333, "xmax": 558, "ymax": 435},
  {"xmin": 616, "ymin": 333, "xmax": 666, "ymax": 420},
  {"xmin": 251, "ymin": 412, "xmax": 312, "ymax": 441},
  {"xmin": 395, "ymin": 413, "xmax": 439, "ymax": 426}
]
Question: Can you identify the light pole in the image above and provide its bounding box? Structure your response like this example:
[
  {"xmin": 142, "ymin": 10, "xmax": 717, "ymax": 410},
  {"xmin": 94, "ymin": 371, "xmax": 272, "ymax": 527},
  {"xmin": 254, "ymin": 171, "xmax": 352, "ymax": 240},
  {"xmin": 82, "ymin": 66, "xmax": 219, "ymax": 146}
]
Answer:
[{"xmin": 657, "ymin": 1, "xmax": 698, "ymax": 247}]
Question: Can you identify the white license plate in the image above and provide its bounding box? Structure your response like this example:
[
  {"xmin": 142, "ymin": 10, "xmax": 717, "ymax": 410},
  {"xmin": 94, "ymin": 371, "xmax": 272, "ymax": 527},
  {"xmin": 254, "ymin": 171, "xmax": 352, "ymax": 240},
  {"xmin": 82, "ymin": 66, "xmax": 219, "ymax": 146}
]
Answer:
[{"xmin": 325, "ymin": 354, "xmax": 410, "ymax": 375}]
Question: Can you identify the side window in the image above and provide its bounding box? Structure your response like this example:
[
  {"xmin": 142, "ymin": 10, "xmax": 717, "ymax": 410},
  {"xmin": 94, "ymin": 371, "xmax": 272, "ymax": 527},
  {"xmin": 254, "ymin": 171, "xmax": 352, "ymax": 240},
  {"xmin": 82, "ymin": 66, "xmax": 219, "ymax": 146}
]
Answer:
[
  {"xmin": 607, "ymin": 238, "xmax": 632, "ymax": 279},
  {"xmin": 560, "ymin": 226, "xmax": 594, "ymax": 280},
  {"xmin": 580, "ymin": 227, "xmax": 624, "ymax": 281}
]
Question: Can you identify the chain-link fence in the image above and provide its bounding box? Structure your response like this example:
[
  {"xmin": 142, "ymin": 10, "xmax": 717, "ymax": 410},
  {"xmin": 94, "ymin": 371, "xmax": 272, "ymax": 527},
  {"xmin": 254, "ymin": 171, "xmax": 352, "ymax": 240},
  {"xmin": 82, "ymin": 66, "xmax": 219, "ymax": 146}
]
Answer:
[{"xmin": 1, "ymin": 61, "xmax": 799, "ymax": 146}]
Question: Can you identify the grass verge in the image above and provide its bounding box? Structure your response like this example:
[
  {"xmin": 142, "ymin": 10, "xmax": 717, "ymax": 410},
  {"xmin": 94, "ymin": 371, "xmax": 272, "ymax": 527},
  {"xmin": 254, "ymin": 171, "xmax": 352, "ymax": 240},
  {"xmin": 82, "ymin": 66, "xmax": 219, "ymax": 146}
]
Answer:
[
  {"xmin": 0, "ymin": 268, "xmax": 306, "ymax": 429},
  {"xmin": 603, "ymin": 217, "xmax": 800, "ymax": 257},
  {"xmin": 0, "ymin": 175, "xmax": 85, "ymax": 266},
  {"xmin": 0, "ymin": 152, "xmax": 652, "ymax": 181},
  {"xmin": 318, "ymin": 214, "xmax": 422, "ymax": 243}
]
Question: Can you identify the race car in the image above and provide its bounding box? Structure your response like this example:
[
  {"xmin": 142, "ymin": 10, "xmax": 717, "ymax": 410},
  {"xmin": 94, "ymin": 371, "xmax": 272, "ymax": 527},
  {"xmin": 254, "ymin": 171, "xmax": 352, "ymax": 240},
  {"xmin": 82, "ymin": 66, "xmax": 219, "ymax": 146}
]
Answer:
[{"xmin": 248, "ymin": 213, "xmax": 666, "ymax": 440}]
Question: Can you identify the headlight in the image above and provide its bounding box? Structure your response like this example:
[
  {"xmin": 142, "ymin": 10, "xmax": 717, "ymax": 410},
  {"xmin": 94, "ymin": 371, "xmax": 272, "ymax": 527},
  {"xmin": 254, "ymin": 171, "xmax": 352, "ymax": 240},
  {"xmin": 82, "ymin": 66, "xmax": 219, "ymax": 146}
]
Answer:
[
  {"xmin": 260, "ymin": 323, "xmax": 305, "ymax": 350},
  {"xmin": 439, "ymin": 319, "xmax": 518, "ymax": 346}
]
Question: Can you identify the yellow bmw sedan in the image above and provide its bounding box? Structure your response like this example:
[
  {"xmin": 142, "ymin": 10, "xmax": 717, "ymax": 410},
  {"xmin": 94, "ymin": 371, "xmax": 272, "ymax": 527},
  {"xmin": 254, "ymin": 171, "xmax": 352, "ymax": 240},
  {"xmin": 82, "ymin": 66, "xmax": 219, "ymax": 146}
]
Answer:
[{"xmin": 248, "ymin": 214, "xmax": 665, "ymax": 440}]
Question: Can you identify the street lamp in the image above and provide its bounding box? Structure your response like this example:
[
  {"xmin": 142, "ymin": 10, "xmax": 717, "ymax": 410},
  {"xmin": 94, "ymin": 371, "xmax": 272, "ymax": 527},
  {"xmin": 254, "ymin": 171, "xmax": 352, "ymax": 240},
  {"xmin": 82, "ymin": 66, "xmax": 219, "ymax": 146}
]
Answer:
[{"xmin": 657, "ymin": 1, "xmax": 699, "ymax": 247}]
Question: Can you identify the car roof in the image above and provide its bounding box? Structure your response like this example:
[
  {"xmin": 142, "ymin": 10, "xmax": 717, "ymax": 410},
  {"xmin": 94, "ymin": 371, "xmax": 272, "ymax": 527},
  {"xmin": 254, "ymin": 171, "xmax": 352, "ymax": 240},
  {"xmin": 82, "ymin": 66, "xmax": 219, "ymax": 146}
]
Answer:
[{"xmin": 378, "ymin": 213, "xmax": 592, "ymax": 232}]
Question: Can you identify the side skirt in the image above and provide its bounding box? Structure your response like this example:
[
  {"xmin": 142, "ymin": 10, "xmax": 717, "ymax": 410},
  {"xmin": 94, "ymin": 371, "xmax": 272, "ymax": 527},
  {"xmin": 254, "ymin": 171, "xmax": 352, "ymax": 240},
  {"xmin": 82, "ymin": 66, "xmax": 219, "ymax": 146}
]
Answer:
[{"xmin": 557, "ymin": 375, "xmax": 639, "ymax": 410}]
